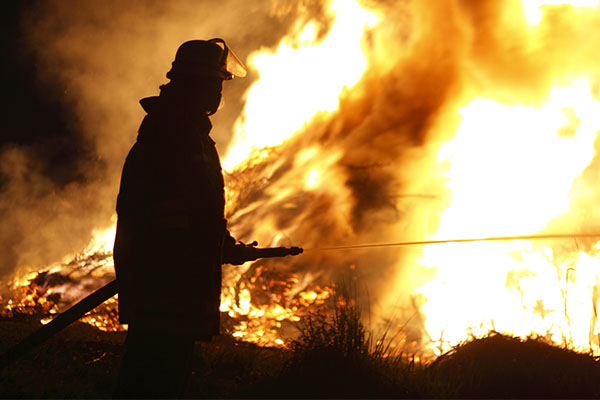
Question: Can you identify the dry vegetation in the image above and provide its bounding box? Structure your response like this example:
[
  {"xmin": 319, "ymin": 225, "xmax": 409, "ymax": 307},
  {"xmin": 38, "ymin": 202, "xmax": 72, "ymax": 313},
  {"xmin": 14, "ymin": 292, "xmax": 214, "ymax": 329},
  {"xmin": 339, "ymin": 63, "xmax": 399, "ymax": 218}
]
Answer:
[{"xmin": 1, "ymin": 295, "xmax": 600, "ymax": 398}]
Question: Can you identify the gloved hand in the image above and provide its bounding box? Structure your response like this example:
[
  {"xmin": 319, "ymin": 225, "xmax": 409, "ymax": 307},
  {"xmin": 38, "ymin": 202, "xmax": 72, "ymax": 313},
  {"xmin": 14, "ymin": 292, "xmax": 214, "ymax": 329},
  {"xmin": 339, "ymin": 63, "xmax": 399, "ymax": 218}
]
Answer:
[{"xmin": 222, "ymin": 240, "xmax": 260, "ymax": 265}]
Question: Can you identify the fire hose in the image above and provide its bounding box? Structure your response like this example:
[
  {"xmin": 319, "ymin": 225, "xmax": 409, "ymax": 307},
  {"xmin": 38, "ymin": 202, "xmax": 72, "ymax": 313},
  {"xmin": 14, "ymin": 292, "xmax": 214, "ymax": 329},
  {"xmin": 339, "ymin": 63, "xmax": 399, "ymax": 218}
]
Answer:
[
  {"xmin": 302, "ymin": 232, "xmax": 600, "ymax": 251},
  {"xmin": 0, "ymin": 246, "xmax": 302, "ymax": 371},
  {"xmin": 2, "ymin": 232, "xmax": 599, "ymax": 370}
]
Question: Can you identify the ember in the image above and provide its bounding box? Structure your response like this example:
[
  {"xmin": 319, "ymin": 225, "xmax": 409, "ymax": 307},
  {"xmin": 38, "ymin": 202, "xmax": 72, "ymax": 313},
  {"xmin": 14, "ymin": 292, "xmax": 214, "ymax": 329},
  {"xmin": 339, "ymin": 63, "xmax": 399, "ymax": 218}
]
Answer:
[{"xmin": 0, "ymin": 232, "xmax": 333, "ymax": 346}]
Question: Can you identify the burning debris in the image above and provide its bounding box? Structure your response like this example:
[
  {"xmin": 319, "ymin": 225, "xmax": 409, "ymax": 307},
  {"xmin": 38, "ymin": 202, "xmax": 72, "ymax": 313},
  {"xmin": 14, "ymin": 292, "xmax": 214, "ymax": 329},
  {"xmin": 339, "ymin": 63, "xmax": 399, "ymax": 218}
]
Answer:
[
  {"xmin": 220, "ymin": 262, "xmax": 333, "ymax": 345},
  {"xmin": 0, "ymin": 227, "xmax": 333, "ymax": 347},
  {"xmin": 0, "ymin": 240, "xmax": 118, "ymax": 328}
]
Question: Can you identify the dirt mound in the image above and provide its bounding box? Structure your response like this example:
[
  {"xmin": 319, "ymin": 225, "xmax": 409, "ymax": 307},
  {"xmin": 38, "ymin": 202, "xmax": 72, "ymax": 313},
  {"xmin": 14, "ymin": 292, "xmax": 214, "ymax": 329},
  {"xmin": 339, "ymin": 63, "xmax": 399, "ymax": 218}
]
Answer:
[{"xmin": 429, "ymin": 332, "xmax": 600, "ymax": 398}]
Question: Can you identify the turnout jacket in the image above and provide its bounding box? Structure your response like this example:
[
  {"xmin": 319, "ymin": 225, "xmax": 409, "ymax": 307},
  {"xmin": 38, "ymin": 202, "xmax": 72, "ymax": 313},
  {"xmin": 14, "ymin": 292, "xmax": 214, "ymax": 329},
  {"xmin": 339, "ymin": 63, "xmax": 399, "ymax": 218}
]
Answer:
[{"xmin": 113, "ymin": 94, "xmax": 234, "ymax": 338}]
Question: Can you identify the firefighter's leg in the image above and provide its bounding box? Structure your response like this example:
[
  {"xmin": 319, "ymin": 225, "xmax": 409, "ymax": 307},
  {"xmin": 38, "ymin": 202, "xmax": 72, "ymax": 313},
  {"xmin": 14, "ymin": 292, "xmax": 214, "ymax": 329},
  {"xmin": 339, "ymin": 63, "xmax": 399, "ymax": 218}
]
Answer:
[{"xmin": 114, "ymin": 325, "xmax": 195, "ymax": 398}]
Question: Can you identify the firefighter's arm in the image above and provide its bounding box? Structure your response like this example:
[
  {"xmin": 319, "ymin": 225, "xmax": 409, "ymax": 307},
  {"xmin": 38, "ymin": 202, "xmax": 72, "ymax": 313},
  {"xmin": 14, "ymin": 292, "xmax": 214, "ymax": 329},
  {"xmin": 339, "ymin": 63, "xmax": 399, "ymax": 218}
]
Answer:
[
  {"xmin": 221, "ymin": 238, "xmax": 259, "ymax": 265},
  {"xmin": 221, "ymin": 232, "xmax": 303, "ymax": 265}
]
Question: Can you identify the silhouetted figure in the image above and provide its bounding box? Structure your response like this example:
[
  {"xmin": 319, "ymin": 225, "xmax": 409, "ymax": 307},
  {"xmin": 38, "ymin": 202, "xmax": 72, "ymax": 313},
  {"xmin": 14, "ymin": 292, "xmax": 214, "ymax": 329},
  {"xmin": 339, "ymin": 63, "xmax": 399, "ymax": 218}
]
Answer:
[{"xmin": 112, "ymin": 39, "xmax": 253, "ymax": 398}]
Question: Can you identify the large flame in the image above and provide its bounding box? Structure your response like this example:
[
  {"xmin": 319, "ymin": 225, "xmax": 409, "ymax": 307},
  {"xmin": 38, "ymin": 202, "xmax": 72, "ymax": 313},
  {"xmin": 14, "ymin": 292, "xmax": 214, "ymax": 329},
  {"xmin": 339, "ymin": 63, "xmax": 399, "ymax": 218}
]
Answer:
[
  {"xmin": 410, "ymin": 1, "xmax": 600, "ymax": 358},
  {"xmin": 433, "ymin": 80, "xmax": 599, "ymax": 239},
  {"xmin": 222, "ymin": 0, "xmax": 378, "ymax": 171},
  {"xmin": 523, "ymin": 0, "xmax": 600, "ymax": 25},
  {"xmin": 417, "ymin": 80, "xmax": 600, "ymax": 356},
  {"xmin": 219, "ymin": 0, "xmax": 379, "ymax": 342}
]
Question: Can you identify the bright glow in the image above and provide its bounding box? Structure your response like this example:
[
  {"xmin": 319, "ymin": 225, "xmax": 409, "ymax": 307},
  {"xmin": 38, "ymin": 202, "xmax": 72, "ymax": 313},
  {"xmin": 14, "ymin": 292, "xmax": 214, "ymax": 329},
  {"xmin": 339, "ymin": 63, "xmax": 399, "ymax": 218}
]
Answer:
[
  {"xmin": 523, "ymin": 0, "xmax": 600, "ymax": 25},
  {"xmin": 417, "ymin": 80, "xmax": 600, "ymax": 355},
  {"xmin": 88, "ymin": 223, "xmax": 117, "ymax": 254},
  {"xmin": 435, "ymin": 80, "xmax": 599, "ymax": 238},
  {"xmin": 222, "ymin": 0, "xmax": 378, "ymax": 171},
  {"xmin": 306, "ymin": 169, "xmax": 320, "ymax": 189}
]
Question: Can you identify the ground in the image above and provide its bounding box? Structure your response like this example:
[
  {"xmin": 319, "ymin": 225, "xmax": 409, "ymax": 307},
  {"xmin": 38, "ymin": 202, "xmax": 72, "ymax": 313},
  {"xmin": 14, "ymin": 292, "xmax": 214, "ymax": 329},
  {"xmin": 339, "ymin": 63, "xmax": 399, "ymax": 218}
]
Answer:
[
  {"xmin": 0, "ymin": 316, "xmax": 285, "ymax": 398},
  {"xmin": 2, "ymin": 315, "xmax": 600, "ymax": 398}
]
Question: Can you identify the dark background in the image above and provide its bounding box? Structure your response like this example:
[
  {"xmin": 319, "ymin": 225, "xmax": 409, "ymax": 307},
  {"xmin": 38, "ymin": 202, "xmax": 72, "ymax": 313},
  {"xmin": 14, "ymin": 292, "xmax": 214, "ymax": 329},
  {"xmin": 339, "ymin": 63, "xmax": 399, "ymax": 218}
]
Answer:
[{"xmin": 1, "ymin": 1, "xmax": 87, "ymax": 188}]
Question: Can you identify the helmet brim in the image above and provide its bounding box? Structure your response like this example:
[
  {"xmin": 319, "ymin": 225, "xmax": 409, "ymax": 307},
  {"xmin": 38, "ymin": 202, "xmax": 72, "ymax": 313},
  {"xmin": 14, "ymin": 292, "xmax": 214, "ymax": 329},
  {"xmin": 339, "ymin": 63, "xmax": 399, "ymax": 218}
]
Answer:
[
  {"xmin": 209, "ymin": 38, "xmax": 247, "ymax": 79},
  {"xmin": 224, "ymin": 46, "xmax": 247, "ymax": 78},
  {"xmin": 166, "ymin": 38, "xmax": 247, "ymax": 81}
]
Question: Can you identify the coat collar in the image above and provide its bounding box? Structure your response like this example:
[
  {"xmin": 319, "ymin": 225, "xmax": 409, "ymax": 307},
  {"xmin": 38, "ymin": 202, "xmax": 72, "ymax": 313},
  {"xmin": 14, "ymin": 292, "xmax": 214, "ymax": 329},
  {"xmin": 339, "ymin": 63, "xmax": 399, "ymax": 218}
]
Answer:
[{"xmin": 139, "ymin": 96, "xmax": 212, "ymax": 130}]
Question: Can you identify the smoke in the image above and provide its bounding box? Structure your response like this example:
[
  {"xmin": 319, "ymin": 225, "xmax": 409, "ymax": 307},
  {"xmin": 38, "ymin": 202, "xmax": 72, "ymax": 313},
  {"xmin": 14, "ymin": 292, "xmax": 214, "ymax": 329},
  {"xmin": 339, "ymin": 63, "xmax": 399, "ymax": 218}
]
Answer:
[{"xmin": 0, "ymin": 0, "xmax": 314, "ymax": 280}]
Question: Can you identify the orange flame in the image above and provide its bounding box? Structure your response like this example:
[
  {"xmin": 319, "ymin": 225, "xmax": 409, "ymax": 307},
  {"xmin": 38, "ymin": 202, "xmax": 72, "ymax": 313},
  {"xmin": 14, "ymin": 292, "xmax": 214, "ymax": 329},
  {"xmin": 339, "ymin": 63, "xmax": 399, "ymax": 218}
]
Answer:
[
  {"xmin": 222, "ymin": 0, "xmax": 378, "ymax": 171},
  {"xmin": 523, "ymin": 0, "xmax": 599, "ymax": 25},
  {"xmin": 416, "ymin": 80, "xmax": 600, "ymax": 356}
]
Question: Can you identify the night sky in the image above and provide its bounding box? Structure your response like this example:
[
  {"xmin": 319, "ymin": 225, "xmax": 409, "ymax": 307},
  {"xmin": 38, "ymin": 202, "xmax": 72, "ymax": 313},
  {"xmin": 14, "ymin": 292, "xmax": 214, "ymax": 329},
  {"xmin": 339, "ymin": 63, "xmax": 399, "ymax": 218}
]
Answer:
[{"xmin": 1, "ymin": 1, "xmax": 89, "ymax": 188}]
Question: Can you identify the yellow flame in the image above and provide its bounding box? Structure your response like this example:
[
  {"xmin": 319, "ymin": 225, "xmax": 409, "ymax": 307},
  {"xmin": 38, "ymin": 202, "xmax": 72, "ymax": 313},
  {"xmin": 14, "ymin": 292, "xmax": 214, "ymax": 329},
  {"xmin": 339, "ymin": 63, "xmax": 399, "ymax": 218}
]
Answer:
[
  {"xmin": 306, "ymin": 168, "xmax": 320, "ymax": 189},
  {"xmin": 523, "ymin": 0, "xmax": 600, "ymax": 25},
  {"xmin": 222, "ymin": 0, "xmax": 378, "ymax": 171},
  {"xmin": 417, "ymin": 80, "xmax": 600, "ymax": 355},
  {"xmin": 86, "ymin": 215, "xmax": 117, "ymax": 255},
  {"xmin": 435, "ymin": 80, "xmax": 599, "ymax": 239}
]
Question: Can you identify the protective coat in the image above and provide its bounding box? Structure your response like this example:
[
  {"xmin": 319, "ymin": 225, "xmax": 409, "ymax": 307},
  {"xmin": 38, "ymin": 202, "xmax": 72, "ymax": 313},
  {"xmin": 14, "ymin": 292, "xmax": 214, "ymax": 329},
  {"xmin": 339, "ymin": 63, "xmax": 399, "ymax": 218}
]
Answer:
[{"xmin": 113, "ymin": 94, "xmax": 233, "ymax": 339}]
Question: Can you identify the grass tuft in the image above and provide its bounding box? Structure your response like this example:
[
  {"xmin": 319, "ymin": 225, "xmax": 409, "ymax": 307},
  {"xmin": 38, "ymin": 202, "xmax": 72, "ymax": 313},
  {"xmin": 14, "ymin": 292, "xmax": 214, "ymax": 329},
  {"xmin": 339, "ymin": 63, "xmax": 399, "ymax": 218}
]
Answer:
[{"xmin": 242, "ymin": 284, "xmax": 421, "ymax": 398}]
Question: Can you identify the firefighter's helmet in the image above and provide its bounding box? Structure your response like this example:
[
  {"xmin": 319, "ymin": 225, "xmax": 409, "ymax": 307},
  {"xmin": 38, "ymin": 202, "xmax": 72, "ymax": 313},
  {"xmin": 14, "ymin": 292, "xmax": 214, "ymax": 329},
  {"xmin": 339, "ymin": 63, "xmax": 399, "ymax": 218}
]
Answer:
[{"xmin": 166, "ymin": 38, "xmax": 246, "ymax": 80}]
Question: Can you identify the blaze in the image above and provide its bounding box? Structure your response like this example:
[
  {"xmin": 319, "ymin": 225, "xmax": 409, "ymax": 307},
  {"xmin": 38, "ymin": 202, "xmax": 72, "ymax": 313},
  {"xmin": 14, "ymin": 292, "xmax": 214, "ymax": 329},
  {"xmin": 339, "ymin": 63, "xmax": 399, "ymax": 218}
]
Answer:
[
  {"xmin": 523, "ymin": 0, "xmax": 599, "ymax": 25},
  {"xmin": 403, "ymin": 0, "xmax": 600, "ymax": 358},
  {"xmin": 221, "ymin": 0, "xmax": 378, "ymax": 171},
  {"xmin": 417, "ymin": 80, "xmax": 600, "ymax": 356},
  {"xmin": 434, "ymin": 80, "xmax": 599, "ymax": 240}
]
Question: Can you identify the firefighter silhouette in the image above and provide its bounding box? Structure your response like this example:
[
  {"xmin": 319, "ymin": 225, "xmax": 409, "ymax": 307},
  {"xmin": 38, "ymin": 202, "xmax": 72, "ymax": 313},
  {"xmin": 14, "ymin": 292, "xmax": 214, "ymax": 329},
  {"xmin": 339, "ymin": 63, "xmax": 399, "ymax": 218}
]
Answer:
[{"xmin": 113, "ymin": 38, "xmax": 255, "ymax": 398}]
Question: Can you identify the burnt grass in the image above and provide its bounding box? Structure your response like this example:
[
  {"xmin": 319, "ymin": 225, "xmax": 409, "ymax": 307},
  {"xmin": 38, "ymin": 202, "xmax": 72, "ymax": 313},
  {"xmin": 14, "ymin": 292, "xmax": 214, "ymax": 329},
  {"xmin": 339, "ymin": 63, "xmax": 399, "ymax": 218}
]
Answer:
[{"xmin": 1, "ymin": 311, "xmax": 600, "ymax": 399}]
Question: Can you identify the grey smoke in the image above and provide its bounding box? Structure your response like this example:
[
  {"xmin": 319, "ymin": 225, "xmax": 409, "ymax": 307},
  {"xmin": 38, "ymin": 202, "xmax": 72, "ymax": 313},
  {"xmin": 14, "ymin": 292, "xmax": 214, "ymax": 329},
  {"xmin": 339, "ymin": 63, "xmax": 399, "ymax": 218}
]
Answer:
[{"xmin": 0, "ymin": 0, "xmax": 315, "ymax": 280}]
